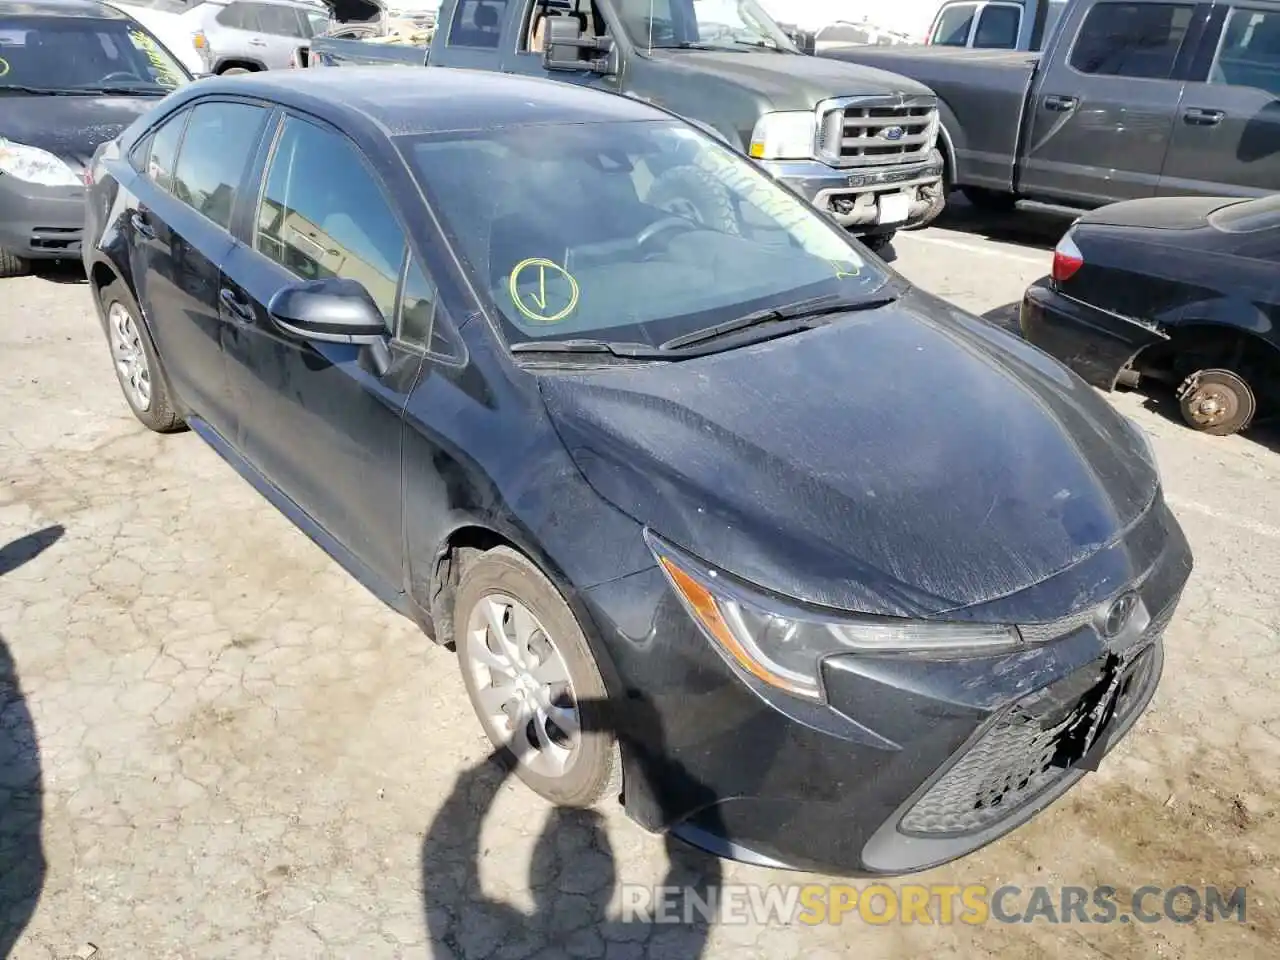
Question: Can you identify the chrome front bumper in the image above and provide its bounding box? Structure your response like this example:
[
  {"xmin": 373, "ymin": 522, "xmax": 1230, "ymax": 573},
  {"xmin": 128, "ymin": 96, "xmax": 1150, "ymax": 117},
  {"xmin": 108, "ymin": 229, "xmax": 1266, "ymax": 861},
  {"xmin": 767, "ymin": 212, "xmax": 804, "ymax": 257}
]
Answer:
[{"xmin": 759, "ymin": 153, "xmax": 945, "ymax": 233}]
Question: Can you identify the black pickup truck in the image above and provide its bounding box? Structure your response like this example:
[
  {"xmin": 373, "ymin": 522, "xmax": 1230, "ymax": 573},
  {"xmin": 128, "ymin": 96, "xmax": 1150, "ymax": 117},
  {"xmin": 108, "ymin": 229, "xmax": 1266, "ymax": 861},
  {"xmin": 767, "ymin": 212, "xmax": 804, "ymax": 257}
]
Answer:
[
  {"xmin": 822, "ymin": 0, "xmax": 1280, "ymax": 212},
  {"xmin": 303, "ymin": 0, "xmax": 949, "ymax": 243}
]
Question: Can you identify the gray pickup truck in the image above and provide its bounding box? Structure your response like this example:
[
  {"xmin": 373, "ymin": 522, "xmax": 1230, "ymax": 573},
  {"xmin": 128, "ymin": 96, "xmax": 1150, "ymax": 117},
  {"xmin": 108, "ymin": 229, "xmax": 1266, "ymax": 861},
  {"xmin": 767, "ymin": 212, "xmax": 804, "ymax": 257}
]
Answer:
[
  {"xmin": 303, "ymin": 0, "xmax": 948, "ymax": 244},
  {"xmin": 821, "ymin": 0, "xmax": 1280, "ymax": 212}
]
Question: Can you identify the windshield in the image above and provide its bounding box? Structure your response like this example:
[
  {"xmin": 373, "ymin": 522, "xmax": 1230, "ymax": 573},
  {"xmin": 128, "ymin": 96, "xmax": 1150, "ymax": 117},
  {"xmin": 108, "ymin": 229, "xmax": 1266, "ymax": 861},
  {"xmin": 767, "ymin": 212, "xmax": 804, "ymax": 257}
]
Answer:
[
  {"xmin": 613, "ymin": 0, "xmax": 797, "ymax": 51},
  {"xmin": 400, "ymin": 119, "xmax": 888, "ymax": 350},
  {"xmin": 0, "ymin": 15, "xmax": 189, "ymax": 94}
]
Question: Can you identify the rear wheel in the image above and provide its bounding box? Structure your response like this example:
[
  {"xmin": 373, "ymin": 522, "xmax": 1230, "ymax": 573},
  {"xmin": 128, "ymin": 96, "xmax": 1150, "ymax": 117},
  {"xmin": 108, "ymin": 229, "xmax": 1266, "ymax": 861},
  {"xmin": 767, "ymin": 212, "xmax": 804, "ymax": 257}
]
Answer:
[
  {"xmin": 961, "ymin": 186, "xmax": 1018, "ymax": 213},
  {"xmin": 219, "ymin": 66, "xmax": 252, "ymax": 75},
  {"xmin": 454, "ymin": 547, "xmax": 619, "ymax": 807},
  {"xmin": 1176, "ymin": 368, "xmax": 1256, "ymax": 436},
  {"xmin": 99, "ymin": 280, "xmax": 185, "ymax": 433},
  {"xmin": 0, "ymin": 249, "xmax": 30, "ymax": 279}
]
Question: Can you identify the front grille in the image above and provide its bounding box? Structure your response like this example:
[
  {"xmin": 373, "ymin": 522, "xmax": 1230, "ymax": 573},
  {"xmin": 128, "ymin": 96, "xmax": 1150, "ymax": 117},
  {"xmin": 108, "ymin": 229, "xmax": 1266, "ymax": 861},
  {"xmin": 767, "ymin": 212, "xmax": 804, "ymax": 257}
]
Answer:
[
  {"xmin": 899, "ymin": 598, "xmax": 1175, "ymax": 838},
  {"xmin": 816, "ymin": 96, "xmax": 938, "ymax": 168}
]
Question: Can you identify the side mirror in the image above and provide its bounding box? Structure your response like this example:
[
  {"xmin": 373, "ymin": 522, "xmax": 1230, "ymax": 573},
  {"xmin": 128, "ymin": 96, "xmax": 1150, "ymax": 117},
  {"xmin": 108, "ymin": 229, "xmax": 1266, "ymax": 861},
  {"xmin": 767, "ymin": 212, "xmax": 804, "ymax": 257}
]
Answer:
[
  {"xmin": 543, "ymin": 16, "xmax": 614, "ymax": 73},
  {"xmin": 267, "ymin": 276, "xmax": 387, "ymax": 344}
]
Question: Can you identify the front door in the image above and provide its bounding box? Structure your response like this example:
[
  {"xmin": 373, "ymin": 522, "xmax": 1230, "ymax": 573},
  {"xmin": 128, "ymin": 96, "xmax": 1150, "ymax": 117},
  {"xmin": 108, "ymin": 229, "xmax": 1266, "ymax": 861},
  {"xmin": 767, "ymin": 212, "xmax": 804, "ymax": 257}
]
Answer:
[
  {"xmin": 1018, "ymin": 1, "xmax": 1199, "ymax": 203},
  {"xmin": 1159, "ymin": 3, "xmax": 1280, "ymax": 197},
  {"xmin": 220, "ymin": 113, "xmax": 421, "ymax": 589},
  {"xmin": 129, "ymin": 98, "xmax": 270, "ymax": 437}
]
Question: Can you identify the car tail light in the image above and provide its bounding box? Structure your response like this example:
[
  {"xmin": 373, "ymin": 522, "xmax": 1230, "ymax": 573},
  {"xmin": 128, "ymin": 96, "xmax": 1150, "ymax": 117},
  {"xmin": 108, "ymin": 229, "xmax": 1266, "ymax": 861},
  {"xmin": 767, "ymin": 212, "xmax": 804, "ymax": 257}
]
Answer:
[{"xmin": 1052, "ymin": 230, "xmax": 1084, "ymax": 284}]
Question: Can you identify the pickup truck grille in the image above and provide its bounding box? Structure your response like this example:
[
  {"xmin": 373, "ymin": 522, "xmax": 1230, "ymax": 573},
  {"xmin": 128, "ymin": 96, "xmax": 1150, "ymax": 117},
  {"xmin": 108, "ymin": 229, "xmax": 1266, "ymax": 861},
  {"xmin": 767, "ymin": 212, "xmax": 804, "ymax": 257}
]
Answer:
[{"xmin": 816, "ymin": 95, "xmax": 939, "ymax": 169}]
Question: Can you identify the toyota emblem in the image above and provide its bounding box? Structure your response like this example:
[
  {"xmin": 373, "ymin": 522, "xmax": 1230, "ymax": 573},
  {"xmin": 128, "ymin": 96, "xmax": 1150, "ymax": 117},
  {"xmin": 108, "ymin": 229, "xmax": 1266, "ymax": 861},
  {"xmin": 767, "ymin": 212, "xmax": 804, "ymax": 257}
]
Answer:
[{"xmin": 1103, "ymin": 592, "xmax": 1139, "ymax": 638}]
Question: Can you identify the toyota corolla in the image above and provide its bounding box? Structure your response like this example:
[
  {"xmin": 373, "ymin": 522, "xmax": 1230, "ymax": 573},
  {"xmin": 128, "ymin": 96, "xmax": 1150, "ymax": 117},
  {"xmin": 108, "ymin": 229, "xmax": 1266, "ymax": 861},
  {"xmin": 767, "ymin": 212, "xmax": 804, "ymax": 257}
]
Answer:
[{"xmin": 82, "ymin": 67, "xmax": 1193, "ymax": 876}]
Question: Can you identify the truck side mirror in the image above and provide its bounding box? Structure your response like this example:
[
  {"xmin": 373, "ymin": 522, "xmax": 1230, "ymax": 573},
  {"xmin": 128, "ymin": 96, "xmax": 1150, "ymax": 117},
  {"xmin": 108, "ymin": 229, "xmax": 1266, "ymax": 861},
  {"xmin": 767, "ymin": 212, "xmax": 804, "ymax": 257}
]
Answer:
[{"xmin": 543, "ymin": 15, "xmax": 615, "ymax": 73}]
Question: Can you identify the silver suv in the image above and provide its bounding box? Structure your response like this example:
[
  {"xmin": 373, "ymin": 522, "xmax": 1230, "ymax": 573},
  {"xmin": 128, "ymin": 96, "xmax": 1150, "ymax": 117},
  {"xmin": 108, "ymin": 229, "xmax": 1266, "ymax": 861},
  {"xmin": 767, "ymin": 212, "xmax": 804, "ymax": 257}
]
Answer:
[{"xmin": 192, "ymin": 0, "xmax": 328, "ymax": 72}]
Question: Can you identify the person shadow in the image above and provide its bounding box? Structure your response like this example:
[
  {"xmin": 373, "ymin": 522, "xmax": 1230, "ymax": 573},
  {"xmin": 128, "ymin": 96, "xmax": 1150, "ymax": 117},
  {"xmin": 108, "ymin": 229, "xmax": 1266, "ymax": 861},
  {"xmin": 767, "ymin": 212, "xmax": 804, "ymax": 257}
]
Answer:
[
  {"xmin": 0, "ymin": 525, "xmax": 61, "ymax": 958},
  {"xmin": 422, "ymin": 693, "xmax": 726, "ymax": 959}
]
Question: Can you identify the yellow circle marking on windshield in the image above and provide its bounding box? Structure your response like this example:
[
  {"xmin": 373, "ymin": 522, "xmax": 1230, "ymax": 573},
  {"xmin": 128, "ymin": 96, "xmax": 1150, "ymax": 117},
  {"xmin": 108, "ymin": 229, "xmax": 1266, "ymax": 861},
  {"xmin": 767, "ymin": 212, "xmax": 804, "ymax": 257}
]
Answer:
[
  {"xmin": 0, "ymin": 58, "xmax": 9, "ymax": 78},
  {"xmin": 831, "ymin": 260, "xmax": 861, "ymax": 280},
  {"xmin": 509, "ymin": 257, "xmax": 580, "ymax": 324}
]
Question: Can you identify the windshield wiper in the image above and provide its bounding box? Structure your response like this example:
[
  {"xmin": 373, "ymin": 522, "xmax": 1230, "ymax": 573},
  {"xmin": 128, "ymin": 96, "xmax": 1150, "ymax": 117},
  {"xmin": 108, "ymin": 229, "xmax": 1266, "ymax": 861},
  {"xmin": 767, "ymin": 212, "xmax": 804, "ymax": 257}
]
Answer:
[
  {"xmin": 76, "ymin": 85, "xmax": 169, "ymax": 96},
  {"xmin": 660, "ymin": 293, "xmax": 899, "ymax": 351},
  {"xmin": 509, "ymin": 339, "xmax": 672, "ymax": 359},
  {"xmin": 0, "ymin": 85, "xmax": 97, "ymax": 95}
]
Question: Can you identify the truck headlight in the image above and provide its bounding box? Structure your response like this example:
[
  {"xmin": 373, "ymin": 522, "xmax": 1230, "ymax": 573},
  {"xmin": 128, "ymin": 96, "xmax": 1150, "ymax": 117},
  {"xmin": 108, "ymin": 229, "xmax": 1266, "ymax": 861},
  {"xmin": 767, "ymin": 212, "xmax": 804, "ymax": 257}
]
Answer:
[
  {"xmin": 748, "ymin": 112, "xmax": 816, "ymax": 161},
  {"xmin": 646, "ymin": 531, "xmax": 1022, "ymax": 701},
  {"xmin": 0, "ymin": 139, "xmax": 81, "ymax": 187}
]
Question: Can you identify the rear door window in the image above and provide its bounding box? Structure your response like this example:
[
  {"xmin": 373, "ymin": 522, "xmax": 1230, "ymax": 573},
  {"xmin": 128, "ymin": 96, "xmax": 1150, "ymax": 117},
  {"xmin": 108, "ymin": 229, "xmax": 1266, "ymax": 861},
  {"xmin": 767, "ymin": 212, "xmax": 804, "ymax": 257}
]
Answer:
[
  {"xmin": 254, "ymin": 2, "xmax": 305, "ymax": 36},
  {"xmin": 931, "ymin": 3, "xmax": 977, "ymax": 45},
  {"xmin": 217, "ymin": 2, "xmax": 261, "ymax": 30},
  {"xmin": 1069, "ymin": 1, "xmax": 1195, "ymax": 79},
  {"xmin": 1210, "ymin": 7, "xmax": 1280, "ymax": 97},
  {"xmin": 974, "ymin": 3, "xmax": 1021, "ymax": 48},
  {"xmin": 448, "ymin": 0, "xmax": 509, "ymax": 48},
  {"xmin": 170, "ymin": 100, "xmax": 270, "ymax": 230}
]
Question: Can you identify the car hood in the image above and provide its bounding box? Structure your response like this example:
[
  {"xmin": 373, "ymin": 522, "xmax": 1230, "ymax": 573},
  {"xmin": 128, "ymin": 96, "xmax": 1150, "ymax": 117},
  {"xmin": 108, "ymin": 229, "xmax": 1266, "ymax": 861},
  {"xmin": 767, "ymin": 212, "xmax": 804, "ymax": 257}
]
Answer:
[
  {"xmin": 1078, "ymin": 195, "xmax": 1240, "ymax": 231},
  {"xmin": 643, "ymin": 48, "xmax": 935, "ymax": 108},
  {"xmin": 539, "ymin": 287, "xmax": 1158, "ymax": 618},
  {"xmin": 821, "ymin": 43, "xmax": 1041, "ymax": 70},
  {"xmin": 0, "ymin": 93, "xmax": 163, "ymax": 170}
]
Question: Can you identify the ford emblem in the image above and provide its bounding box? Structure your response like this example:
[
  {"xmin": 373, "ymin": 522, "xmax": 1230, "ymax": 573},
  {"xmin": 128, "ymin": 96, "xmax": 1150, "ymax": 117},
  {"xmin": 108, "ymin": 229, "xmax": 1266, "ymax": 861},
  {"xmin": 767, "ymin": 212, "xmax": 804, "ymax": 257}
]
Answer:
[{"xmin": 882, "ymin": 126, "xmax": 905, "ymax": 141}]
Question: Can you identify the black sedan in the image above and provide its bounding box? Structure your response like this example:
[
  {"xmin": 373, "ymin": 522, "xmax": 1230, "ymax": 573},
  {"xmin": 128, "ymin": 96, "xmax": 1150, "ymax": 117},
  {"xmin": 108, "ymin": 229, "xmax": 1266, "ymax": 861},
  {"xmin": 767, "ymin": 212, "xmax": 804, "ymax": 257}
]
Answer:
[
  {"xmin": 83, "ymin": 67, "xmax": 1192, "ymax": 876},
  {"xmin": 0, "ymin": 0, "xmax": 191, "ymax": 277},
  {"xmin": 1021, "ymin": 195, "xmax": 1280, "ymax": 437}
]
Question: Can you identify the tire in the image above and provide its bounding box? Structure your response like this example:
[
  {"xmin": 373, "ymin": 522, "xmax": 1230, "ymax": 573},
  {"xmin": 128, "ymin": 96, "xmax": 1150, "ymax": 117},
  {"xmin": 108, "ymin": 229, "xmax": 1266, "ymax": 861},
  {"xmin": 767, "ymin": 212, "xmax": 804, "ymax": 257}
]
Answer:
[
  {"xmin": 863, "ymin": 232, "xmax": 895, "ymax": 254},
  {"xmin": 961, "ymin": 186, "xmax": 1019, "ymax": 213},
  {"xmin": 454, "ymin": 546, "xmax": 620, "ymax": 807},
  {"xmin": 99, "ymin": 280, "xmax": 185, "ymax": 433},
  {"xmin": 644, "ymin": 164, "xmax": 742, "ymax": 236},
  {"xmin": 0, "ymin": 249, "xmax": 30, "ymax": 278},
  {"xmin": 903, "ymin": 149, "xmax": 947, "ymax": 231},
  {"xmin": 1176, "ymin": 368, "xmax": 1256, "ymax": 436},
  {"xmin": 219, "ymin": 66, "xmax": 251, "ymax": 75}
]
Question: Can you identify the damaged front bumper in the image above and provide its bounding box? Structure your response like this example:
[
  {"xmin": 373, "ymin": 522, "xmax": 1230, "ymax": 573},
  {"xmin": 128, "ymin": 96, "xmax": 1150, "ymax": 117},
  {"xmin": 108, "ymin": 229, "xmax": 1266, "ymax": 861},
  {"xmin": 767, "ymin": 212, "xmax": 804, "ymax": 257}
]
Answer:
[{"xmin": 761, "ymin": 151, "xmax": 945, "ymax": 235}]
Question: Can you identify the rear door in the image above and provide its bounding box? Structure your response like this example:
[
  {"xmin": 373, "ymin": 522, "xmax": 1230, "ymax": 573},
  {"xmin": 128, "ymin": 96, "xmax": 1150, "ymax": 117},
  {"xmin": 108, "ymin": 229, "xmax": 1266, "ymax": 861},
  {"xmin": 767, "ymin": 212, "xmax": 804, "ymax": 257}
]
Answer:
[
  {"xmin": 128, "ymin": 98, "xmax": 272, "ymax": 437},
  {"xmin": 1159, "ymin": 3, "xmax": 1280, "ymax": 196},
  {"xmin": 1017, "ymin": 0, "xmax": 1202, "ymax": 203},
  {"xmin": 249, "ymin": 1, "xmax": 310, "ymax": 67},
  {"xmin": 219, "ymin": 112, "xmax": 422, "ymax": 587}
]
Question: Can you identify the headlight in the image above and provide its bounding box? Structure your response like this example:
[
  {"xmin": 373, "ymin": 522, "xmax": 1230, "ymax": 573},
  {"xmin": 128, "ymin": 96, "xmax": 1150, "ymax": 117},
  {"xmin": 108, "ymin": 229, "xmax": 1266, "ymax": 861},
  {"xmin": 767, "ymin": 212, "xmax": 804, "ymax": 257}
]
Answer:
[
  {"xmin": 748, "ymin": 111, "xmax": 816, "ymax": 161},
  {"xmin": 0, "ymin": 139, "xmax": 81, "ymax": 187},
  {"xmin": 646, "ymin": 531, "xmax": 1022, "ymax": 701}
]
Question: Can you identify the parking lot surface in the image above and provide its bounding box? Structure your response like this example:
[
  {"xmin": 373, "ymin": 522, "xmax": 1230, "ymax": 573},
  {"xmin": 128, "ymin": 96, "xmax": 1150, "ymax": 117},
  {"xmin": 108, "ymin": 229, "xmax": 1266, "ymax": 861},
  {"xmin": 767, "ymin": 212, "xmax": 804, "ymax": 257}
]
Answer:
[{"xmin": 2, "ymin": 204, "xmax": 1277, "ymax": 959}]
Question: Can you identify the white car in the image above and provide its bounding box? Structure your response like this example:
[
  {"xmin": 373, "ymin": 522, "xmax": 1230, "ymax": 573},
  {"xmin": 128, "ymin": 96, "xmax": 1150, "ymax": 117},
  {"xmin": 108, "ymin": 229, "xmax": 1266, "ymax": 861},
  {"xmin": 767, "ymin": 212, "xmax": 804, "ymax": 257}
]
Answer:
[{"xmin": 104, "ymin": 0, "xmax": 205, "ymax": 74}]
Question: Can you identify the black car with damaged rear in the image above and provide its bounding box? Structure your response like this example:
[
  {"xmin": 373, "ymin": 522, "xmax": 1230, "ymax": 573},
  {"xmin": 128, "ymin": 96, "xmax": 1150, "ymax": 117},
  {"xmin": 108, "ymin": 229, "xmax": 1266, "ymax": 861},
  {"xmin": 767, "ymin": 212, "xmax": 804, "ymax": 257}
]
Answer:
[
  {"xmin": 83, "ymin": 66, "xmax": 1192, "ymax": 876},
  {"xmin": 1022, "ymin": 194, "xmax": 1280, "ymax": 437},
  {"xmin": 0, "ymin": 0, "xmax": 191, "ymax": 278}
]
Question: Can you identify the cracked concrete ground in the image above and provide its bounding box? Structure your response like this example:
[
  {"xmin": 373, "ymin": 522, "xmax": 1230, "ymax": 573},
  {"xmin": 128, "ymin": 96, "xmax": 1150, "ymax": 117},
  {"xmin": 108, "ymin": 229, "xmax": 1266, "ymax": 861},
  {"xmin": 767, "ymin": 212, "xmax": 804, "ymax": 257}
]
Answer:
[{"xmin": 1, "ymin": 205, "xmax": 1277, "ymax": 959}]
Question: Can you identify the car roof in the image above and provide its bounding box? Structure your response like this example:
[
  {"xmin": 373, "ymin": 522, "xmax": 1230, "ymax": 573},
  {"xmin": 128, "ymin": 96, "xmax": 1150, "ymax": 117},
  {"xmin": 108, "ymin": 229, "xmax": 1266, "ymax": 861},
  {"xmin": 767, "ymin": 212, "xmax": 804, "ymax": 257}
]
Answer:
[
  {"xmin": 188, "ymin": 66, "xmax": 670, "ymax": 137},
  {"xmin": 0, "ymin": 0, "xmax": 132, "ymax": 18}
]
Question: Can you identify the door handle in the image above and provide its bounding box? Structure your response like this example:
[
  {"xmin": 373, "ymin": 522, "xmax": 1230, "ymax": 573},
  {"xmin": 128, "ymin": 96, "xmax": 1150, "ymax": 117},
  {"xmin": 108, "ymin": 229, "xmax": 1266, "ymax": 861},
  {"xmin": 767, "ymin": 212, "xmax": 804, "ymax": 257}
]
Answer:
[
  {"xmin": 1044, "ymin": 94, "xmax": 1078, "ymax": 112},
  {"xmin": 1183, "ymin": 107, "xmax": 1225, "ymax": 126},
  {"xmin": 130, "ymin": 211, "xmax": 155, "ymax": 239},
  {"xmin": 248, "ymin": 38, "xmax": 267, "ymax": 46},
  {"xmin": 219, "ymin": 287, "xmax": 255, "ymax": 324}
]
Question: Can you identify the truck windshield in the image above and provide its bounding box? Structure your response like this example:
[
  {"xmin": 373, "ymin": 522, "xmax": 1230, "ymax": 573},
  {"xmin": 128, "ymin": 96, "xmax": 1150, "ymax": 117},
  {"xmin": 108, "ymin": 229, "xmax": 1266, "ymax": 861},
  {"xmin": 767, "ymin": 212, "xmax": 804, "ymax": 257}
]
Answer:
[
  {"xmin": 0, "ymin": 15, "xmax": 189, "ymax": 94},
  {"xmin": 613, "ymin": 0, "xmax": 797, "ymax": 51},
  {"xmin": 400, "ymin": 119, "xmax": 889, "ymax": 350}
]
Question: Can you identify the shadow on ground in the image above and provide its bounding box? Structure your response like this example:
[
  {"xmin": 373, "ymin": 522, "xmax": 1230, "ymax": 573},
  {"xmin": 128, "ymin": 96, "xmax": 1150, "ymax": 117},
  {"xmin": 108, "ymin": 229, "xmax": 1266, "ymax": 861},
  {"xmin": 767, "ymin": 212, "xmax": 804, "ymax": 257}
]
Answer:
[
  {"xmin": 30, "ymin": 261, "xmax": 86, "ymax": 285},
  {"xmin": 421, "ymin": 695, "xmax": 724, "ymax": 958},
  {"xmin": 0, "ymin": 525, "xmax": 60, "ymax": 957},
  {"xmin": 930, "ymin": 195, "xmax": 1077, "ymax": 252}
]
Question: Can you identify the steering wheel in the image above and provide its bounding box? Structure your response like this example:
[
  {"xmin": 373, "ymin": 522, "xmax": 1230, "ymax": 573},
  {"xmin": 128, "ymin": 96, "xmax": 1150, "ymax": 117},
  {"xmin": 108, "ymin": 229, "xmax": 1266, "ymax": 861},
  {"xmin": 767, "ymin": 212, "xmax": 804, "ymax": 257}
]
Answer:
[
  {"xmin": 101, "ymin": 71, "xmax": 145, "ymax": 84},
  {"xmin": 634, "ymin": 216, "xmax": 700, "ymax": 250}
]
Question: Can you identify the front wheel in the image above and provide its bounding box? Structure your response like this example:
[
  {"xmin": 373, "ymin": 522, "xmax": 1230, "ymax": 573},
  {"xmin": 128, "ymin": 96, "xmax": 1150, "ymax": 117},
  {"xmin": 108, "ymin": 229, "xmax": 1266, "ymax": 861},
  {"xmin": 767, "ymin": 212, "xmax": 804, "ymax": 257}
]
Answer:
[
  {"xmin": 0, "ymin": 249, "xmax": 30, "ymax": 279},
  {"xmin": 454, "ymin": 547, "xmax": 619, "ymax": 807},
  {"xmin": 862, "ymin": 232, "xmax": 895, "ymax": 255},
  {"xmin": 961, "ymin": 186, "xmax": 1018, "ymax": 213},
  {"xmin": 1176, "ymin": 368, "xmax": 1256, "ymax": 436}
]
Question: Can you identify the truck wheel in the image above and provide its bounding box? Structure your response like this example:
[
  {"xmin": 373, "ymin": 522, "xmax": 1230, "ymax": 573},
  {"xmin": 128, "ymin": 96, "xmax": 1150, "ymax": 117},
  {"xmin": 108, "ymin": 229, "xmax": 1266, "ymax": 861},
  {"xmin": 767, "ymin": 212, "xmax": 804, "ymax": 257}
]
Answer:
[
  {"xmin": 1176, "ymin": 368, "xmax": 1256, "ymax": 436},
  {"xmin": 862, "ymin": 233, "xmax": 895, "ymax": 255},
  {"xmin": 454, "ymin": 546, "xmax": 620, "ymax": 808},
  {"xmin": 0, "ymin": 249, "xmax": 30, "ymax": 278},
  {"xmin": 961, "ymin": 186, "xmax": 1018, "ymax": 213},
  {"xmin": 645, "ymin": 164, "xmax": 742, "ymax": 236},
  {"xmin": 903, "ymin": 149, "xmax": 947, "ymax": 231}
]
